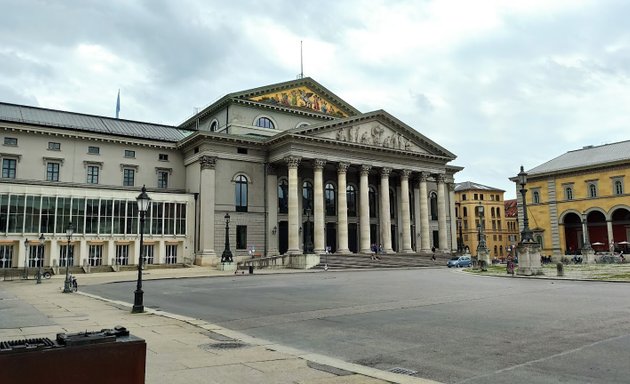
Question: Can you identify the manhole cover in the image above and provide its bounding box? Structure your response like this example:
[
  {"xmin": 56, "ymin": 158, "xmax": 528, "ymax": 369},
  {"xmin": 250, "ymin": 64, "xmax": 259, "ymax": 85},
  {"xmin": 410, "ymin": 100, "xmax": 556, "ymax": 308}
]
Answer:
[
  {"xmin": 389, "ymin": 367, "xmax": 418, "ymax": 376},
  {"xmin": 199, "ymin": 342, "xmax": 248, "ymax": 351}
]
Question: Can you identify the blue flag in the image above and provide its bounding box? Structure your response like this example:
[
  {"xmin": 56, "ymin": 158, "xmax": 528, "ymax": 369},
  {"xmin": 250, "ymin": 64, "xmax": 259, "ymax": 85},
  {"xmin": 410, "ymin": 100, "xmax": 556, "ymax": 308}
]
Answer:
[{"xmin": 116, "ymin": 90, "xmax": 120, "ymax": 119}]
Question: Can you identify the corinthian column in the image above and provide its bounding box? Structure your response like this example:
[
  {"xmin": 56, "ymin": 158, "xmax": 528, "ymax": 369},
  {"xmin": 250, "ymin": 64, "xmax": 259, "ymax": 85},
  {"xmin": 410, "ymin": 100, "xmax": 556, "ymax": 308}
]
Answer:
[
  {"xmin": 336, "ymin": 162, "xmax": 350, "ymax": 254},
  {"xmin": 380, "ymin": 167, "xmax": 393, "ymax": 253},
  {"xmin": 419, "ymin": 172, "xmax": 431, "ymax": 252},
  {"xmin": 196, "ymin": 156, "xmax": 217, "ymax": 266},
  {"xmin": 313, "ymin": 159, "xmax": 326, "ymax": 254},
  {"xmin": 285, "ymin": 156, "xmax": 301, "ymax": 255},
  {"xmin": 359, "ymin": 165, "xmax": 372, "ymax": 253},
  {"xmin": 437, "ymin": 174, "xmax": 448, "ymax": 252},
  {"xmin": 400, "ymin": 169, "xmax": 413, "ymax": 253}
]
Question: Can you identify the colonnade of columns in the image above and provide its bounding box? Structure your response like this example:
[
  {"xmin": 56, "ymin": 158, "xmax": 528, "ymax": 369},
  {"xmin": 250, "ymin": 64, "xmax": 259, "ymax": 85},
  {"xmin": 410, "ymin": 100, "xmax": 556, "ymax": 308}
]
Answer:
[{"xmin": 282, "ymin": 156, "xmax": 453, "ymax": 255}]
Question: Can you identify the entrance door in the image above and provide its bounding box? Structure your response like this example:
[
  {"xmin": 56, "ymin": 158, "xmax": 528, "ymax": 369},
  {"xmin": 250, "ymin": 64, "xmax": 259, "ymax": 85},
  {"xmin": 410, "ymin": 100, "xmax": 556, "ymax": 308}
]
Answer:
[
  {"xmin": 279, "ymin": 221, "xmax": 288, "ymax": 255},
  {"xmin": 432, "ymin": 230, "xmax": 439, "ymax": 249},
  {"xmin": 325, "ymin": 223, "xmax": 337, "ymax": 253},
  {"xmin": 348, "ymin": 223, "xmax": 358, "ymax": 253},
  {"xmin": 370, "ymin": 224, "xmax": 378, "ymax": 247}
]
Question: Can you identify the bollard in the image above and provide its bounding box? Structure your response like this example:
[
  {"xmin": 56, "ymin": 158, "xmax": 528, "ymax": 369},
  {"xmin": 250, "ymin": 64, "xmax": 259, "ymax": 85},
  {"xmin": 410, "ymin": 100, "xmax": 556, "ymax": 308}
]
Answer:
[
  {"xmin": 556, "ymin": 262, "xmax": 564, "ymax": 277},
  {"xmin": 248, "ymin": 265, "xmax": 254, "ymax": 274}
]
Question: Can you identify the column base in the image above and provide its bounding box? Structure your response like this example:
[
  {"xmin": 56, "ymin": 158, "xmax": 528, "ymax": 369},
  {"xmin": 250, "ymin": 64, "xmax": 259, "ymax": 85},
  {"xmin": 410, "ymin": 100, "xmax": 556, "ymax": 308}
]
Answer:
[
  {"xmin": 336, "ymin": 248, "xmax": 351, "ymax": 255},
  {"xmin": 401, "ymin": 248, "xmax": 414, "ymax": 253},
  {"xmin": 195, "ymin": 251, "xmax": 217, "ymax": 267}
]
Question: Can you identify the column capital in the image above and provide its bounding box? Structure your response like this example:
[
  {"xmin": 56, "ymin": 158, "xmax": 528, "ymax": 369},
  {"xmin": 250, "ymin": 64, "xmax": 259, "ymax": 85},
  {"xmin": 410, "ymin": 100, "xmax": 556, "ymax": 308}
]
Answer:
[
  {"xmin": 400, "ymin": 169, "xmax": 412, "ymax": 179},
  {"xmin": 313, "ymin": 159, "xmax": 327, "ymax": 170},
  {"xmin": 284, "ymin": 156, "xmax": 301, "ymax": 169},
  {"xmin": 200, "ymin": 155, "xmax": 217, "ymax": 170},
  {"xmin": 437, "ymin": 174, "xmax": 446, "ymax": 184},
  {"xmin": 448, "ymin": 183, "xmax": 456, "ymax": 192},
  {"xmin": 418, "ymin": 171, "xmax": 429, "ymax": 182},
  {"xmin": 337, "ymin": 162, "xmax": 350, "ymax": 173},
  {"xmin": 360, "ymin": 164, "xmax": 372, "ymax": 176},
  {"xmin": 381, "ymin": 167, "xmax": 392, "ymax": 178}
]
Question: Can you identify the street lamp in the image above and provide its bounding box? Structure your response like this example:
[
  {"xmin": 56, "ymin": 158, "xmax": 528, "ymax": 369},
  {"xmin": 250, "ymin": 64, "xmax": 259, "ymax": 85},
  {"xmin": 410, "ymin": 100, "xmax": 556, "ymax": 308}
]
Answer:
[
  {"xmin": 456, "ymin": 202, "xmax": 464, "ymax": 254},
  {"xmin": 304, "ymin": 208, "xmax": 313, "ymax": 254},
  {"xmin": 477, "ymin": 203, "xmax": 487, "ymax": 251},
  {"xmin": 221, "ymin": 213, "xmax": 233, "ymax": 263},
  {"xmin": 23, "ymin": 238, "xmax": 28, "ymax": 279},
  {"xmin": 36, "ymin": 233, "xmax": 45, "ymax": 284},
  {"xmin": 518, "ymin": 165, "xmax": 534, "ymax": 243},
  {"xmin": 63, "ymin": 222, "xmax": 75, "ymax": 293},
  {"xmin": 132, "ymin": 185, "xmax": 151, "ymax": 314}
]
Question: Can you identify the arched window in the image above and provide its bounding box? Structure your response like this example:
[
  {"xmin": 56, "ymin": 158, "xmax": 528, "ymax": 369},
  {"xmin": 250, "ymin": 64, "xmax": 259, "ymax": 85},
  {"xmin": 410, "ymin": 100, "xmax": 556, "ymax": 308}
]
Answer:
[
  {"xmin": 210, "ymin": 120, "xmax": 218, "ymax": 132},
  {"xmin": 390, "ymin": 188, "xmax": 396, "ymax": 219},
  {"xmin": 278, "ymin": 179, "xmax": 288, "ymax": 214},
  {"xmin": 494, "ymin": 245, "xmax": 498, "ymax": 256},
  {"xmin": 589, "ymin": 183, "xmax": 597, "ymax": 198},
  {"xmin": 614, "ymin": 180, "xmax": 623, "ymax": 195},
  {"xmin": 255, "ymin": 117, "xmax": 274, "ymax": 129},
  {"xmin": 235, "ymin": 175, "xmax": 248, "ymax": 212},
  {"xmin": 430, "ymin": 192, "xmax": 438, "ymax": 220},
  {"xmin": 369, "ymin": 186, "xmax": 378, "ymax": 218},
  {"xmin": 325, "ymin": 183, "xmax": 336, "ymax": 216},
  {"xmin": 347, "ymin": 185, "xmax": 357, "ymax": 217},
  {"xmin": 565, "ymin": 187, "xmax": 573, "ymax": 200},
  {"xmin": 499, "ymin": 245, "xmax": 504, "ymax": 256},
  {"xmin": 533, "ymin": 191, "xmax": 540, "ymax": 204},
  {"xmin": 302, "ymin": 181, "xmax": 313, "ymax": 212},
  {"xmin": 463, "ymin": 207, "xmax": 468, "ymax": 217},
  {"xmin": 491, "ymin": 207, "xmax": 496, "ymax": 218},
  {"xmin": 497, "ymin": 208, "xmax": 501, "ymax": 218}
]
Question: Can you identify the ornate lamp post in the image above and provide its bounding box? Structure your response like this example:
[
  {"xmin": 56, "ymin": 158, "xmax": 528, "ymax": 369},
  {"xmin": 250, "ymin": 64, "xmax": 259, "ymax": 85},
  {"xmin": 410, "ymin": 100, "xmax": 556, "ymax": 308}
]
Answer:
[
  {"xmin": 23, "ymin": 238, "xmax": 28, "ymax": 279},
  {"xmin": 36, "ymin": 233, "xmax": 45, "ymax": 284},
  {"xmin": 304, "ymin": 208, "xmax": 313, "ymax": 254},
  {"xmin": 132, "ymin": 186, "xmax": 151, "ymax": 314},
  {"xmin": 456, "ymin": 202, "xmax": 464, "ymax": 254},
  {"xmin": 221, "ymin": 213, "xmax": 233, "ymax": 263},
  {"xmin": 518, "ymin": 165, "xmax": 534, "ymax": 243},
  {"xmin": 63, "ymin": 222, "xmax": 75, "ymax": 293},
  {"xmin": 477, "ymin": 203, "xmax": 487, "ymax": 251}
]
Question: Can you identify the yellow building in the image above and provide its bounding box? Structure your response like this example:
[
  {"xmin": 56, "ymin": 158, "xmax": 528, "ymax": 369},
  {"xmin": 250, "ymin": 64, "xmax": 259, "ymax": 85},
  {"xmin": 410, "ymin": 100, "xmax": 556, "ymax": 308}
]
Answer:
[
  {"xmin": 513, "ymin": 141, "xmax": 630, "ymax": 257},
  {"xmin": 454, "ymin": 182, "xmax": 510, "ymax": 260}
]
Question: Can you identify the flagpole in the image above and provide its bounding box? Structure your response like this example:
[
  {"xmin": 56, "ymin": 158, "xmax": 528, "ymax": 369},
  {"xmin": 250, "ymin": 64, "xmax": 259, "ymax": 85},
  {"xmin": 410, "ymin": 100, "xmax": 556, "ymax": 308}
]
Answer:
[{"xmin": 116, "ymin": 89, "xmax": 121, "ymax": 119}]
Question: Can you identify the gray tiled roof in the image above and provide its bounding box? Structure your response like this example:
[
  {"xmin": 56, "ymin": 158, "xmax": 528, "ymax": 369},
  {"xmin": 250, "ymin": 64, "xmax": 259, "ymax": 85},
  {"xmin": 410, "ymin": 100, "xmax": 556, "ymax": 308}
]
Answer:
[
  {"xmin": 0, "ymin": 102, "xmax": 193, "ymax": 142},
  {"xmin": 455, "ymin": 181, "xmax": 504, "ymax": 192},
  {"xmin": 528, "ymin": 140, "xmax": 630, "ymax": 175}
]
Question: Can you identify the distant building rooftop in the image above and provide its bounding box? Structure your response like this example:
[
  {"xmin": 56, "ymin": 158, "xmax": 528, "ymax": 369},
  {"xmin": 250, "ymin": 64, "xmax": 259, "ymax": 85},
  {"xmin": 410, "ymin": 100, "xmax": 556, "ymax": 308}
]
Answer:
[{"xmin": 455, "ymin": 181, "xmax": 504, "ymax": 192}]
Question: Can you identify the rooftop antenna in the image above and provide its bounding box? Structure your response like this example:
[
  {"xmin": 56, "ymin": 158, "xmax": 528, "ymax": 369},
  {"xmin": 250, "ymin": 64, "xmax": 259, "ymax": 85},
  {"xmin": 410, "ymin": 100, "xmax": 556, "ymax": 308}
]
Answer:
[{"xmin": 297, "ymin": 40, "xmax": 304, "ymax": 79}]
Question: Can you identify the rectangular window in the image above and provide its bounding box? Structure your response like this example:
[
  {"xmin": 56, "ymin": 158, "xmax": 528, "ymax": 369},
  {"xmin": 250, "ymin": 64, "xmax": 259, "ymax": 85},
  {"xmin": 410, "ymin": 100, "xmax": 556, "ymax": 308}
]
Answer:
[
  {"xmin": 88, "ymin": 244, "xmax": 103, "ymax": 266},
  {"xmin": 99, "ymin": 200, "xmax": 113, "ymax": 234},
  {"xmin": 165, "ymin": 244, "xmax": 177, "ymax": 264},
  {"xmin": 88, "ymin": 146, "xmax": 100, "ymax": 155},
  {"xmin": 27, "ymin": 244, "xmax": 44, "ymax": 268},
  {"xmin": 237, "ymin": 147, "xmax": 248, "ymax": 154},
  {"xmin": 2, "ymin": 159, "xmax": 17, "ymax": 179},
  {"xmin": 115, "ymin": 244, "xmax": 129, "ymax": 265},
  {"xmin": 124, "ymin": 150, "xmax": 135, "ymax": 158},
  {"xmin": 85, "ymin": 199, "xmax": 99, "ymax": 234},
  {"xmin": 158, "ymin": 153, "xmax": 169, "ymax": 161},
  {"xmin": 87, "ymin": 165, "xmax": 99, "ymax": 184},
  {"xmin": 113, "ymin": 200, "xmax": 126, "ymax": 234},
  {"xmin": 40, "ymin": 196, "xmax": 55, "ymax": 233},
  {"xmin": 47, "ymin": 162, "xmax": 60, "ymax": 181},
  {"xmin": 48, "ymin": 142, "xmax": 61, "ymax": 151},
  {"xmin": 157, "ymin": 171, "xmax": 168, "ymax": 189},
  {"xmin": 0, "ymin": 245, "xmax": 13, "ymax": 268},
  {"xmin": 142, "ymin": 244, "xmax": 155, "ymax": 265},
  {"xmin": 59, "ymin": 245, "xmax": 75, "ymax": 267},
  {"xmin": 123, "ymin": 168, "xmax": 135, "ymax": 187},
  {"xmin": 4, "ymin": 137, "xmax": 17, "ymax": 146},
  {"xmin": 474, "ymin": 193, "xmax": 478, "ymax": 200},
  {"xmin": 236, "ymin": 225, "xmax": 247, "ymax": 249},
  {"xmin": 126, "ymin": 201, "xmax": 138, "ymax": 235},
  {"xmin": 175, "ymin": 203, "xmax": 186, "ymax": 235},
  {"xmin": 164, "ymin": 203, "xmax": 175, "ymax": 234}
]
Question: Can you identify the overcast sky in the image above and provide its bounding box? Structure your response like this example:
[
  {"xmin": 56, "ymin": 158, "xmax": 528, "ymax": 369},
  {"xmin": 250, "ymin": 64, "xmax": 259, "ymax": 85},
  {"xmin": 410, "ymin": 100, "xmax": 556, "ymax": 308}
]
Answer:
[{"xmin": 2, "ymin": 0, "xmax": 629, "ymax": 198}]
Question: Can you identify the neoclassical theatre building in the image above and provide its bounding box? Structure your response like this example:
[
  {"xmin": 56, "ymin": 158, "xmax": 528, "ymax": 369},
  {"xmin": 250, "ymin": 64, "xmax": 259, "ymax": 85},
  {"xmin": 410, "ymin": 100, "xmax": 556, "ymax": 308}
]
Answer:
[{"xmin": 0, "ymin": 78, "xmax": 461, "ymax": 271}]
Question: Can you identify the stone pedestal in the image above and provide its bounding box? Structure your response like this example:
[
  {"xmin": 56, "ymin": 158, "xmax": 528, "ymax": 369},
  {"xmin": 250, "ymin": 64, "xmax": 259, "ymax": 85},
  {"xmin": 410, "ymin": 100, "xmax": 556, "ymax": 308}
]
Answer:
[
  {"xmin": 194, "ymin": 252, "xmax": 218, "ymax": 267},
  {"xmin": 218, "ymin": 262, "xmax": 236, "ymax": 272},
  {"xmin": 582, "ymin": 247, "xmax": 596, "ymax": 264},
  {"xmin": 517, "ymin": 241, "xmax": 544, "ymax": 276},
  {"xmin": 477, "ymin": 248, "xmax": 490, "ymax": 271}
]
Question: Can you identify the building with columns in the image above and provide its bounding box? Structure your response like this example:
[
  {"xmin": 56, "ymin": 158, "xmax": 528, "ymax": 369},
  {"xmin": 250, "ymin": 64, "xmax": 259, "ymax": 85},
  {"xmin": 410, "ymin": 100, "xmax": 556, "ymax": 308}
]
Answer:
[
  {"xmin": 512, "ymin": 141, "xmax": 630, "ymax": 257},
  {"xmin": 0, "ymin": 77, "xmax": 461, "ymax": 271}
]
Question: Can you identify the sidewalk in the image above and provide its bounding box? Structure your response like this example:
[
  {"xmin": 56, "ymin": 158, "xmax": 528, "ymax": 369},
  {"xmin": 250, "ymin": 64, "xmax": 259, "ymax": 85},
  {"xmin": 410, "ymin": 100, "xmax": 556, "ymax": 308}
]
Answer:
[{"xmin": 1, "ymin": 267, "xmax": 439, "ymax": 384}]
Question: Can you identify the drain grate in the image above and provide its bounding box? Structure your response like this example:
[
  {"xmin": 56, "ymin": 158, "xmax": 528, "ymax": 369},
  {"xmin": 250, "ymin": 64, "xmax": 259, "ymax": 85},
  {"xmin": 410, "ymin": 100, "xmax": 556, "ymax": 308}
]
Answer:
[
  {"xmin": 389, "ymin": 367, "xmax": 418, "ymax": 376},
  {"xmin": 199, "ymin": 342, "xmax": 248, "ymax": 351}
]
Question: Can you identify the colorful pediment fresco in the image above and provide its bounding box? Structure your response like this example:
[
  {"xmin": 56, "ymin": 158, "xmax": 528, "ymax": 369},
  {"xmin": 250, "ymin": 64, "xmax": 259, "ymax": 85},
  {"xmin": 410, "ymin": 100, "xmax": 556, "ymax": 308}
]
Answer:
[{"xmin": 249, "ymin": 86, "xmax": 348, "ymax": 118}]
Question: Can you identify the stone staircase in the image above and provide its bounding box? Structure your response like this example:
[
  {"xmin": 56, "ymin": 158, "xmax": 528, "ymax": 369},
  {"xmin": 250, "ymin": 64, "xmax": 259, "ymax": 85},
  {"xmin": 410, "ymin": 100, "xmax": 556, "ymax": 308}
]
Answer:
[{"xmin": 312, "ymin": 253, "xmax": 451, "ymax": 270}]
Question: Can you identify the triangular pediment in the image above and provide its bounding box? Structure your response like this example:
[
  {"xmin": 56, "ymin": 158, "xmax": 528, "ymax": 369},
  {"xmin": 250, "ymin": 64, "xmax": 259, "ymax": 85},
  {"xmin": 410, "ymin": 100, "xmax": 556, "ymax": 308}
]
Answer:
[
  {"xmin": 229, "ymin": 77, "xmax": 360, "ymax": 118},
  {"xmin": 292, "ymin": 111, "xmax": 456, "ymax": 159}
]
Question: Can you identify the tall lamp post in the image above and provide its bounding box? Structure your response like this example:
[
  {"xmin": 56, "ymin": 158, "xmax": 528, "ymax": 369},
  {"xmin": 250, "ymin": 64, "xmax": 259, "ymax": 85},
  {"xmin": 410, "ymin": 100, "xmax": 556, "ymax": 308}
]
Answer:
[
  {"xmin": 455, "ymin": 202, "xmax": 464, "ymax": 254},
  {"xmin": 23, "ymin": 238, "xmax": 28, "ymax": 279},
  {"xmin": 477, "ymin": 203, "xmax": 487, "ymax": 251},
  {"xmin": 304, "ymin": 208, "xmax": 313, "ymax": 254},
  {"xmin": 132, "ymin": 186, "xmax": 151, "ymax": 314},
  {"xmin": 518, "ymin": 165, "xmax": 534, "ymax": 243},
  {"xmin": 36, "ymin": 233, "xmax": 45, "ymax": 284},
  {"xmin": 221, "ymin": 213, "xmax": 233, "ymax": 263},
  {"xmin": 63, "ymin": 222, "xmax": 75, "ymax": 293}
]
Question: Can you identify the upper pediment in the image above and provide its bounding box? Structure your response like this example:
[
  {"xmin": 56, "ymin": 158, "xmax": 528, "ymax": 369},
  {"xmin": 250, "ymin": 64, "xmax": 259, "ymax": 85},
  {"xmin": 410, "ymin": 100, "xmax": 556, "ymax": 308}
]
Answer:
[{"xmin": 230, "ymin": 77, "xmax": 360, "ymax": 118}]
